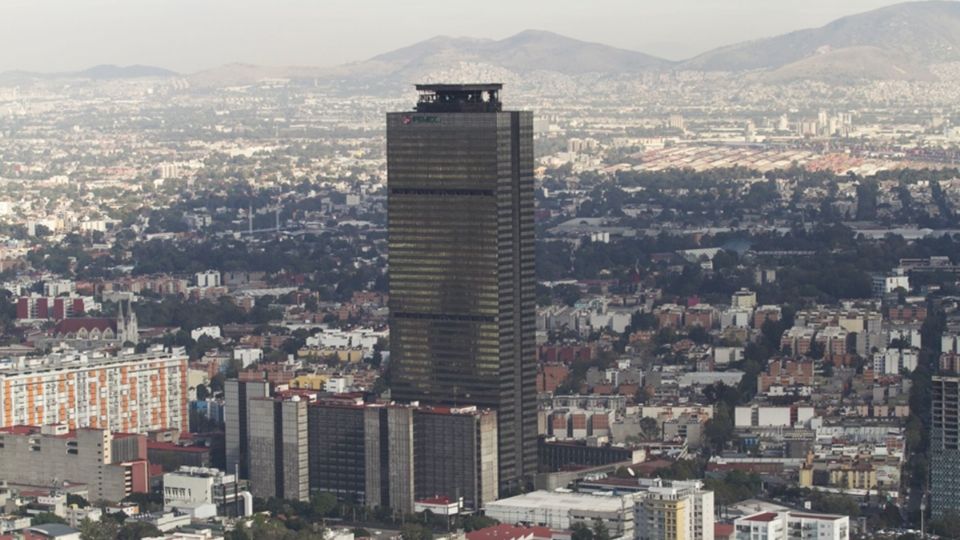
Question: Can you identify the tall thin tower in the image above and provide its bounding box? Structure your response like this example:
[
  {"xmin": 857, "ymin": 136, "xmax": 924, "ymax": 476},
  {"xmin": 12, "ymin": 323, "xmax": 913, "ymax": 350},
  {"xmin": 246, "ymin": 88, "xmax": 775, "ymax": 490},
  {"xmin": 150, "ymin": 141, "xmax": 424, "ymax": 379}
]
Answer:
[
  {"xmin": 931, "ymin": 375, "xmax": 960, "ymax": 519},
  {"xmin": 386, "ymin": 84, "xmax": 536, "ymax": 493}
]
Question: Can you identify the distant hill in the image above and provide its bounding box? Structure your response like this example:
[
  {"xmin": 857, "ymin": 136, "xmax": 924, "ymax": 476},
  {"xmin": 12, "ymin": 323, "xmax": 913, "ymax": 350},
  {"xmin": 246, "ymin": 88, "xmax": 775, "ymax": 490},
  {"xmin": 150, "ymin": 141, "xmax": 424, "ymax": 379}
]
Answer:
[
  {"xmin": 359, "ymin": 30, "xmax": 672, "ymax": 76},
  {"xmin": 186, "ymin": 30, "xmax": 672, "ymax": 87},
  {"xmin": 0, "ymin": 64, "xmax": 177, "ymax": 84},
  {"xmin": 759, "ymin": 46, "xmax": 937, "ymax": 82},
  {"xmin": 186, "ymin": 63, "xmax": 329, "ymax": 87},
  {"xmin": 6, "ymin": 2, "xmax": 960, "ymax": 87},
  {"xmin": 75, "ymin": 64, "xmax": 178, "ymax": 79},
  {"xmin": 682, "ymin": 0, "xmax": 960, "ymax": 80}
]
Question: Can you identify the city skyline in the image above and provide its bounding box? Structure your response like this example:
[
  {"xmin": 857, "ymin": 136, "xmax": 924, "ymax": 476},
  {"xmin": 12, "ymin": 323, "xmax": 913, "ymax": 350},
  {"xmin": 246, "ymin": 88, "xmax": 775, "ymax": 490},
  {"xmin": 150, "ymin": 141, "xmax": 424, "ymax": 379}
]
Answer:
[
  {"xmin": 2, "ymin": 0, "xmax": 960, "ymax": 535},
  {"xmin": 0, "ymin": 0, "xmax": 920, "ymax": 73}
]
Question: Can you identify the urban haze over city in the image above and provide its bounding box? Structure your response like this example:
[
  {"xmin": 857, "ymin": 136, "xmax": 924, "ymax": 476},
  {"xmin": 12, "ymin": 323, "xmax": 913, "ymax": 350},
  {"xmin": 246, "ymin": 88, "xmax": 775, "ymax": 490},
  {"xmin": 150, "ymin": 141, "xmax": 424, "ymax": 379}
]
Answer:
[{"xmin": 4, "ymin": 1, "xmax": 960, "ymax": 539}]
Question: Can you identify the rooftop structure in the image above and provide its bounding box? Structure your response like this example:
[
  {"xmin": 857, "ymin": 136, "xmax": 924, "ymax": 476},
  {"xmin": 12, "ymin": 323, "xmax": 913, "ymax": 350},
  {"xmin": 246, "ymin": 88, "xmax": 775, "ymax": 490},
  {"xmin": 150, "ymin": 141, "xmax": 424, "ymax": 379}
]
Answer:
[{"xmin": 415, "ymin": 83, "xmax": 503, "ymax": 113}]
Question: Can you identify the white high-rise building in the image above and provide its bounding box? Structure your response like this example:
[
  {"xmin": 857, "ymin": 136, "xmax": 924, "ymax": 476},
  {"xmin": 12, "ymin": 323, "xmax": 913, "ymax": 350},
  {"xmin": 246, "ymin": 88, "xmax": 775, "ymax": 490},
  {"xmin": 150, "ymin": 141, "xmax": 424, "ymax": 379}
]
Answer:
[
  {"xmin": 195, "ymin": 270, "xmax": 221, "ymax": 288},
  {"xmin": 733, "ymin": 511, "xmax": 849, "ymax": 540},
  {"xmin": 731, "ymin": 289, "xmax": 757, "ymax": 310}
]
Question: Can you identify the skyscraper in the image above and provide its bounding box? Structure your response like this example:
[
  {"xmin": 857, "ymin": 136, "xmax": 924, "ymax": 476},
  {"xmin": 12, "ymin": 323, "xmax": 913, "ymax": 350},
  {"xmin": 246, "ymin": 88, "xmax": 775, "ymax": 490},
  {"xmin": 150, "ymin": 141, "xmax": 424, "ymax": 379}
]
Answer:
[
  {"xmin": 247, "ymin": 394, "xmax": 309, "ymax": 502},
  {"xmin": 387, "ymin": 84, "xmax": 536, "ymax": 492},
  {"xmin": 931, "ymin": 375, "xmax": 960, "ymax": 519},
  {"xmin": 225, "ymin": 378, "xmax": 270, "ymax": 480}
]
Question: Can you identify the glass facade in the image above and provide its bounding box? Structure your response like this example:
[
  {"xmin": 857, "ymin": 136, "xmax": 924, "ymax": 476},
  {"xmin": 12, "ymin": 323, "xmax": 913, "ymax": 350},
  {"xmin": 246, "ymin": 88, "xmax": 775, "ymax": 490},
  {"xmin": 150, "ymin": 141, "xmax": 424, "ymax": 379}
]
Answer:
[
  {"xmin": 931, "ymin": 375, "xmax": 960, "ymax": 519},
  {"xmin": 387, "ymin": 86, "xmax": 536, "ymax": 491}
]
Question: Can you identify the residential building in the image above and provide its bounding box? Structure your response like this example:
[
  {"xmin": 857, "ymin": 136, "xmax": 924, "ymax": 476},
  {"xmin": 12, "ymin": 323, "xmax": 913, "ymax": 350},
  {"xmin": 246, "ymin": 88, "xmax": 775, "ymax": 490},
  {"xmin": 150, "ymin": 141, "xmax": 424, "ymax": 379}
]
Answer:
[
  {"xmin": 733, "ymin": 511, "xmax": 849, "ymax": 540},
  {"xmin": 872, "ymin": 270, "xmax": 909, "ymax": 297},
  {"xmin": 871, "ymin": 348, "xmax": 919, "ymax": 375},
  {"xmin": 0, "ymin": 425, "xmax": 148, "ymax": 502},
  {"xmin": 16, "ymin": 295, "xmax": 92, "ymax": 321},
  {"xmin": 162, "ymin": 466, "xmax": 252, "ymax": 519},
  {"xmin": 195, "ymin": 271, "xmax": 221, "ymax": 289},
  {"xmin": 780, "ymin": 328, "xmax": 815, "ymax": 356},
  {"xmin": 0, "ymin": 349, "xmax": 186, "ymax": 432},
  {"xmin": 731, "ymin": 289, "xmax": 757, "ymax": 310},
  {"xmin": 634, "ymin": 479, "xmax": 715, "ymax": 540},
  {"xmin": 734, "ymin": 405, "xmax": 815, "ymax": 428},
  {"xmin": 754, "ymin": 306, "xmax": 782, "ymax": 329},
  {"xmin": 758, "ymin": 359, "xmax": 814, "ymax": 394}
]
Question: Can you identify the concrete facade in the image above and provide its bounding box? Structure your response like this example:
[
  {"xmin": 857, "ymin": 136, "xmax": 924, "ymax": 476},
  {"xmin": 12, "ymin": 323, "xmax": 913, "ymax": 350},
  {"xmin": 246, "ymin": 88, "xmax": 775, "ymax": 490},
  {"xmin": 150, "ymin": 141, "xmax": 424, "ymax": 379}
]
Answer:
[
  {"xmin": 248, "ymin": 396, "xmax": 309, "ymax": 502},
  {"xmin": 0, "ymin": 425, "xmax": 148, "ymax": 502}
]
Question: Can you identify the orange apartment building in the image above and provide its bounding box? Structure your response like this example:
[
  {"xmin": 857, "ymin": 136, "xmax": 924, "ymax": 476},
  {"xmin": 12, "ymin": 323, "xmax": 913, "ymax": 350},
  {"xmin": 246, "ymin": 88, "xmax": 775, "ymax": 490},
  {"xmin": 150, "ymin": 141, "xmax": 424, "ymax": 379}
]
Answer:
[{"xmin": 0, "ymin": 350, "xmax": 188, "ymax": 433}]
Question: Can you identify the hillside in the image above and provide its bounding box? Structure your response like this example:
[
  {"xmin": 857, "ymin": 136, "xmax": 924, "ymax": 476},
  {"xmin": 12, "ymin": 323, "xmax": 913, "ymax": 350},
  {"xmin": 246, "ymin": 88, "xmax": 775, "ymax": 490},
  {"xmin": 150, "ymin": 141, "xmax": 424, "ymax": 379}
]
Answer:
[
  {"xmin": 682, "ymin": 1, "xmax": 960, "ymax": 74},
  {"xmin": 327, "ymin": 30, "xmax": 672, "ymax": 81}
]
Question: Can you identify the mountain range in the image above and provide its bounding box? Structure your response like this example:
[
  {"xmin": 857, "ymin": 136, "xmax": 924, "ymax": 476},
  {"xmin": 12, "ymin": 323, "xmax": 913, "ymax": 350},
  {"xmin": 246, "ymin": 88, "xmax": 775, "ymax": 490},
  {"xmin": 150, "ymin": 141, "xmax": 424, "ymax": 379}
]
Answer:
[{"xmin": 5, "ymin": 1, "xmax": 960, "ymax": 86}]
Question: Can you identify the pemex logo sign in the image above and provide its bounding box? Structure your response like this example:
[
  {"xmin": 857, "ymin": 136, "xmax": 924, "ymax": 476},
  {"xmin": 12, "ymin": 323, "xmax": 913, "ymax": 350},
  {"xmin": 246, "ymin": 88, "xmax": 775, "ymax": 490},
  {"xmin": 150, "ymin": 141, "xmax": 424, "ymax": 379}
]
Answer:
[{"xmin": 402, "ymin": 115, "xmax": 440, "ymax": 125}]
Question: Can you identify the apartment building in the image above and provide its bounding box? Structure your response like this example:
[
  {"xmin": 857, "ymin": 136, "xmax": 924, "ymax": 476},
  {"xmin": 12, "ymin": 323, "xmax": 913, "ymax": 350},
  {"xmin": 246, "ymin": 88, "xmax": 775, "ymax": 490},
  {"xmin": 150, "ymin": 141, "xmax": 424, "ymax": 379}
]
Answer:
[
  {"xmin": 0, "ymin": 424, "xmax": 148, "ymax": 502},
  {"xmin": 634, "ymin": 480, "xmax": 714, "ymax": 540},
  {"xmin": 163, "ymin": 466, "xmax": 252, "ymax": 518},
  {"xmin": 733, "ymin": 511, "xmax": 849, "ymax": 540},
  {"xmin": 0, "ymin": 349, "xmax": 187, "ymax": 432}
]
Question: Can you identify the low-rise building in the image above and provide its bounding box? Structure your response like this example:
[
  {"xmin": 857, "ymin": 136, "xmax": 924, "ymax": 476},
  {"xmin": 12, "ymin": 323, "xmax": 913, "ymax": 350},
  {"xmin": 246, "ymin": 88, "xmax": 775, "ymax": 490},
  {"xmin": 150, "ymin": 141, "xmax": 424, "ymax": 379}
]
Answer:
[
  {"xmin": 484, "ymin": 491, "xmax": 634, "ymax": 538},
  {"xmin": 0, "ymin": 425, "xmax": 148, "ymax": 502},
  {"xmin": 162, "ymin": 466, "xmax": 252, "ymax": 518},
  {"xmin": 733, "ymin": 511, "xmax": 849, "ymax": 540}
]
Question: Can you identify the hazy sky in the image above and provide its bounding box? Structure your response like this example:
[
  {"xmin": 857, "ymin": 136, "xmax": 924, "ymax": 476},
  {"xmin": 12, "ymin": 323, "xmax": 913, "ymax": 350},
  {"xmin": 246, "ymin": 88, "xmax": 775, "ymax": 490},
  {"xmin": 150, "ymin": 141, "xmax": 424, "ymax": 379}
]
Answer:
[{"xmin": 0, "ymin": 0, "xmax": 918, "ymax": 73}]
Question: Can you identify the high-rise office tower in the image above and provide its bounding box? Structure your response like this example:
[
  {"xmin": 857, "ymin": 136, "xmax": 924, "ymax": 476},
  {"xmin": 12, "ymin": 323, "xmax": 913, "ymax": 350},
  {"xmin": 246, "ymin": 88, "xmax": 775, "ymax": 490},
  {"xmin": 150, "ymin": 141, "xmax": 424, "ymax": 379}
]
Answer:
[
  {"xmin": 931, "ymin": 375, "xmax": 960, "ymax": 519},
  {"xmin": 307, "ymin": 397, "xmax": 499, "ymax": 512},
  {"xmin": 225, "ymin": 379, "xmax": 270, "ymax": 480},
  {"xmin": 248, "ymin": 395, "xmax": 309, "ymax": 502},
  {"xmin": 387, "ymin": 83, "xmax": 536, "ymax": 492}
]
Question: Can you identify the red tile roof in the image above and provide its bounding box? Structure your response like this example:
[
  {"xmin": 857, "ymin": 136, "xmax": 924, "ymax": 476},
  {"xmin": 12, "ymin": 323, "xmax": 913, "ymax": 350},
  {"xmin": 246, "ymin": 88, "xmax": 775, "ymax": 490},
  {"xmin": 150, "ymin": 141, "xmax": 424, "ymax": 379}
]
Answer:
[
  {"xmin": 789, "ymin": 513, "xmax": 843, "ymax": 521},
  {"xmin": 417, "ymin": 496, "xmax": 454, "ymax": 505},
  {"xmin": 53, "ymin": 317, "xmax": 116, "ymax": 334},
  {"xmin": 0, "ymin": 532, "xmax": 45, "ymax": 540},
  {"xmin": 146, "ymin": 441, "xmax": 209, "ymax": 454},
  {"xmin": 744, "ymin": 512, "xmax": 780, "ymax": 522},
  {"xmin": 0, "ymin": 425, "xmax": 41, "ymax": 435},
  {"xmin": 467, "ymin": 525, "xmax": 553, "ymax": 540},
  {"xmin": 715, "ymin": 523, "xmax": 735, "ymax": 539}
]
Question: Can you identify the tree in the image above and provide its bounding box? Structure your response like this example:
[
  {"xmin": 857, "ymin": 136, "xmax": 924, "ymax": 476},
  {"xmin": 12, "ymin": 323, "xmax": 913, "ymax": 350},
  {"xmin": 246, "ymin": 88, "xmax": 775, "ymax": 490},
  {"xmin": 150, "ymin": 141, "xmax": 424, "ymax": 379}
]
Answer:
[
  {"xmin": 311, "ymin": 492, "xmax": 338, "ymax": 518},
  {"xmin": 811, "ymin": 493, "xmax": 860, "ymax": 518},
  {"xmin": 704, "ymin": 406, "xmax": 735, "ymax": 452},
  {"xmin": 117, "ymin": 521, "xmax": 163, "ymax": 540},
  {"xmin": 460, "ymin": 515, "xmax": 499, "ymax": 532},
  {"xmin": 592, "ymin": 519, "xmax": 611, "ymax": 540},
  {"xmin": 31, "ymin": 512, "xmax": 67, "ymax": 526},
  {"xmin": 79, "ymin": 518, "xmax": 120, "ymax": 540},
  {"xmin": 571, "ymin": 522, "xmax": 594, "ymax": 540},
  {"xmin": 658, "ymin": 458, "xmax": 704, "ymax": 480},
  {"xmin": 639, "ymin": 417, "xmax": 659, "ymax": 438},
  {"xmin": 401, "ymin": 523, "xmax": 433, "ymax": 540}
]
